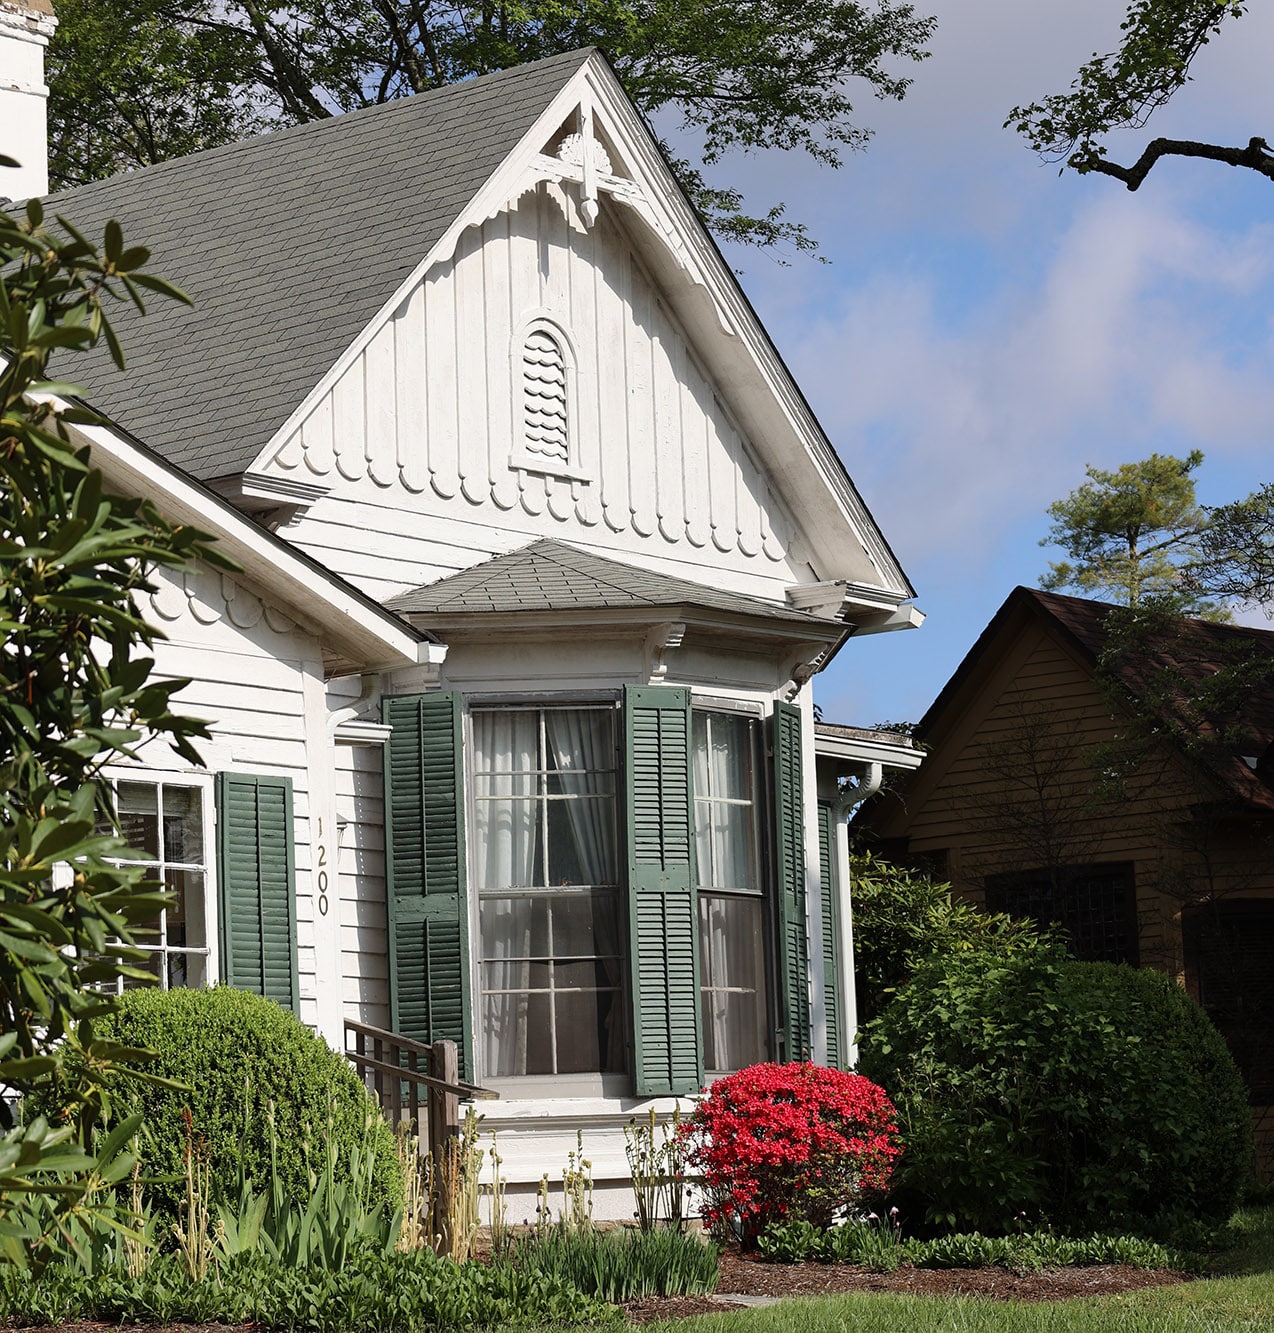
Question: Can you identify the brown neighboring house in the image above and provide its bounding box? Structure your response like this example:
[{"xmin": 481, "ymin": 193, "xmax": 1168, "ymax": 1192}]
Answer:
[{"xmin": 856, "ymin": 586, "xmax": 1274, "ymax": 1169}]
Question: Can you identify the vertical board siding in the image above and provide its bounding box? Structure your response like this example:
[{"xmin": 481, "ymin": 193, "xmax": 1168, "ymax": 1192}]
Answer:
[
  {"xmin": 624, "ymin": 685, "xmax": 701, "ymax": 1095},
  {"xmin": 383, "ymin": 692, "xmax": 473, "ymax": 1078},
  {"xmin": 335, "ymin": 739, "xmax": 391, "ymax": 1026},
  {"xmin": 266, "ymin": 188, "xmax": 806, "ymax": 599},
  {"xmin": 773, "ymin": 700, "xmax": 810, "ymax": 1061}
]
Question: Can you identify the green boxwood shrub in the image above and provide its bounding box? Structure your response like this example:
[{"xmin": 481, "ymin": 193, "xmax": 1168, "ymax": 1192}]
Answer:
[
  {"xmin": 859, "ymin": 945, "xmax": 1253, "ymax": 1235},
  {"xmin": 40, "ymin": 986, "xmax": 403, "ymax": 1220}
]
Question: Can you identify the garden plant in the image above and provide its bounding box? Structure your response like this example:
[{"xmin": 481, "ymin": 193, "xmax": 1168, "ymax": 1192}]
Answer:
[
  {"xmin": 860, "ymin": 940, "xmax": 1253, "ymax": 1235},
  {"xmin": 34, "ymin": 986, "xmax": 404, "ymax": 1224},
  {"xmin": 682, "ymin": 1061, "xmax": 902, "ymax": 1247}
]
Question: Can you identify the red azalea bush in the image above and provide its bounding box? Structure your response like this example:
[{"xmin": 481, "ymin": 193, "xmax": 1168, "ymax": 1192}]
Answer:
[{"xmin": 682, "ymin": 1062, "xmax": 901, "ymax": 1246}]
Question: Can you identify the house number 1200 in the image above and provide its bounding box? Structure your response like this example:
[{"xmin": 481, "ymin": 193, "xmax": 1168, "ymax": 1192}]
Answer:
[{"xmin": 315, "ymin": 819, "xmax": 330, "ymax": 917}]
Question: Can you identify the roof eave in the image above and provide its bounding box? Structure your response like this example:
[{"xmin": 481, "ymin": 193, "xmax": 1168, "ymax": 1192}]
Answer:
[{"xmin": 44, "ymin": 393, "xmax": 432, "ymax": 675}]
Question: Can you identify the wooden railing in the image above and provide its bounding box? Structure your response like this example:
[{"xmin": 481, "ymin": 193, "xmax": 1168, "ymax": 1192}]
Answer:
[{"xmin": 343, "ymin": 1020, "xmax": 496, "ymax": 1163}]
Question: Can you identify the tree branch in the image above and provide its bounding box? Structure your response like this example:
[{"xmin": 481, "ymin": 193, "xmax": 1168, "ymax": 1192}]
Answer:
[{"xmin": 1085, "ymin": 136, "xmax": 1274, "ymax": 191}]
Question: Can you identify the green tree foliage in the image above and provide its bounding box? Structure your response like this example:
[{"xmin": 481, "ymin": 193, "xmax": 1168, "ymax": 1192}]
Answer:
[
  {"xmin": 0, "ymin": 169, "xmax": 225, "ymax": 1258},
  {"xmin": 849, "ymin": 853, "xmax": 1044, "ymax": 1024},
  {"xmin": 860, "ymin": 946, "xmax": 1253, "ymax": 1234},
  {"xmin": 46, "ymin": 0, "xmax": 936, "ymax": 254},
  {"xmin": 1196, "ymin": 480, "xmax": 1274, "ymax": 607},
  {"xmin": 1039, "ymin": 450, "xmax": 1224, "ymax": 614},
  {"xmin": 1007, "ymin": 0, "xmax": 1271, "ymax": 191}
]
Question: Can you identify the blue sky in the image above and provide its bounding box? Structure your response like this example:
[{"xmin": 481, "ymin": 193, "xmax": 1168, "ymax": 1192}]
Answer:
[{"xmin": 707, "ymin": 0, "xmax": 1274, "ymax": 728}]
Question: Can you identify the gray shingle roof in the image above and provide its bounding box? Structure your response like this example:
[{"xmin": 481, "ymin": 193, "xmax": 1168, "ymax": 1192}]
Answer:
[
  {"xmin": 387, "ymin": 539, "xmax": 832, "ymax": 625},
  {"xmin": 41, "ymin": 50, "xmax": 593, "ymax": 481}
]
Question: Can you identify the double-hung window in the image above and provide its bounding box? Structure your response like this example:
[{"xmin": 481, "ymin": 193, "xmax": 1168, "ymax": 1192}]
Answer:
[
  {"xmin": 693, "ymin": 710, "xmax": 769, "ymax": 1073},
  {"xmin": 471, "ymin": 705, "xmax": 624, "ymax": 1078},
  {"xmin": 99, "ymin": 777, "xmax": 214, "ymax": 991}
]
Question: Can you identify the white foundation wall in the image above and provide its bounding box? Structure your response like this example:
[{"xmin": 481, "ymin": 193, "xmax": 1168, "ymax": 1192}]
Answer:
[{"xmin": 138, "ymin": 561, "xmax": 346, "ymax": 1045}]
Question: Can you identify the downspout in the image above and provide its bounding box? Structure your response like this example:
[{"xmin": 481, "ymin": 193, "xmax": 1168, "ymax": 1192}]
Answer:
[{"xmin": 833, "ymin": 761, "xmax": 883, "ymax": 1068}]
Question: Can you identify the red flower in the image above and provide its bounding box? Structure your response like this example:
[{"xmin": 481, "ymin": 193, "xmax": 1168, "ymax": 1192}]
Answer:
[{"xmin": 681, "ymin": 1062, "xmax": 902, "ymax": 1245}]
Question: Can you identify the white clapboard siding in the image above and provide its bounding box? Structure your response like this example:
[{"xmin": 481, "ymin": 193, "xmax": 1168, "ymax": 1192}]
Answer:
[
  {"xmin": 141, "ymin": 564, "xmax": 329, "ymax": 1030},
  {"xmin": 266, "ymin": 184, "xmax": 808, "ymax": 601},
  {"xmin": 333, "ymin": 731, "xmax": 392, "ymax": 1027}
]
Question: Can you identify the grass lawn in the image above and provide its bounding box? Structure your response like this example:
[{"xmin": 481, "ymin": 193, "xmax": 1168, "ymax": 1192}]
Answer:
[{"xmin": 640, "ymin": 1209, "xmax": 1274, "ymax": 1333}]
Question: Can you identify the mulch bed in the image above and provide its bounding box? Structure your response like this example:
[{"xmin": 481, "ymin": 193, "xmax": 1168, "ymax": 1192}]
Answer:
[
  {"xmin": 7, "ymin": 1252, "xmax": 1195, "ymax": 1332},
  {"xmin": 620, "ymin": 1247, "xmax": 1192, "ymax": 1323}
]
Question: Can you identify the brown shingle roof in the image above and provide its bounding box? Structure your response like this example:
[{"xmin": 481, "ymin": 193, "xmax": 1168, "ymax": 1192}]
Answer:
[{"xmin": 924, "ymin": 587, "xmax": 1274, "ymax": 814}]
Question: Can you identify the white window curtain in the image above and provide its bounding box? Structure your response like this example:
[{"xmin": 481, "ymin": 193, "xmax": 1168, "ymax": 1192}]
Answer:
[
  {"xmin": 474, "ymin": 712, "xmax": 538, "ymax": 1075},
  {"xmin": 693, "ymin": 712, "xmax": 767, "ymax": 1072},
  {"xmin": 474, "ymin": 708, "xmax": 621, "ymax": 1078}
]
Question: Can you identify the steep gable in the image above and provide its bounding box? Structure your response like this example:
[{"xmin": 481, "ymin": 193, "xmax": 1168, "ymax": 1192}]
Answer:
[
  {"xmin": 43, "ymin": 51, "xmax": 913, "ymax": 609},
  {"xmin": 42, "ymin": 52, "xmax": 593, "ymax": 480}
]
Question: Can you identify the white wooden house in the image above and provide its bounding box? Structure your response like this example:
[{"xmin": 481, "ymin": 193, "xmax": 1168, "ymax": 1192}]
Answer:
[{"xmin": 3, "ymin": 5, "xmax": 922, "ymax": 1215}]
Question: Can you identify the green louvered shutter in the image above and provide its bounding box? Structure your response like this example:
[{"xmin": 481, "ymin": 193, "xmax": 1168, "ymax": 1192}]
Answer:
[
  {"xmin": 625, "ymin": 685, "xmax": 701, "ymax": 1095},
  {"xmin": 383, "ymin": 692, "xmax": 472, "ymax": 1080},
  {"xmin": 817, "ymin": 802, "xmax": 842, "ymax": 1069},
  {"xmin": 217, "ymin": 773, "xmax": 299, "ymax": 1012},
  {"xmin": 773, "ymin": 700, "xmax": 810, "ymax": 1061}
]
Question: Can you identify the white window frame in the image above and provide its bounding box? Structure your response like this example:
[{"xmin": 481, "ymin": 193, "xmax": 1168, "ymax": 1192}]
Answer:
[
  {"xmin": 99, "ymin": 768, "xmax": 219, "ymax": 993},
  {"xmin": 465, "ymin": 697, "xmax": 627, "ymax": 1096},
  {"xmin": 692, "ymin": 707, "xmax": 771, "ymax": 1075}
]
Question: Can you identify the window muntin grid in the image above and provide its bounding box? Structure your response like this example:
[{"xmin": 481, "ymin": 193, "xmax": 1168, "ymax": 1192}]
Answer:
[
  {"xmin": 472, "ymin": 706, "xmax": 624, "ymax": 1078},
  {"xmin": 693, "ymin": 710, "xmax": 768, "ymax": 1073},
  {"xmin": 100, "ymin": 779, "xmax": 211, "ymax": 992}
]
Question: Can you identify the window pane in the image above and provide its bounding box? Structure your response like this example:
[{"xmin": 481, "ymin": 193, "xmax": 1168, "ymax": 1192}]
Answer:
[
  {"xmin": 117, "ymin": 782, "xmax": 160, "ymax": 858},
  {"xmin": 555, "ymin": 988, "xmax": 624, "ymax": 1074},
  {"xmin": 161, "ymin": 786, "xmax": 204, "ymax": 864},
  {"xmin": 699, "ymin": 893, "xmax": 767, "ymax": 1072},
  {"xmin": 696, "ymin": 798, "xmax": 754, "ymax": 893},
  {"xmin": 479, "ymin": 896, "xmax": 551, "ymax": 960},
  {"xmin": 483, "ymin": 990, "xmax": 553, "ymax": 1076},
  {"xmin": 168, "ymin": 952, "xmax": 208, "ymax": 991},
  {"xmin": 550, "ymin": 894, "xmax": 621, "ymax": 959},
  {"xmin": 166, "ymin": 869, "xmax": 206, "ymax": 949},
  {"xmin": 474, "ymin": 799, "xmax": 542, "ymax": 889},
  {"xmin": 693, "ymin": 713, "xmax": 753, "ymax": 799}
]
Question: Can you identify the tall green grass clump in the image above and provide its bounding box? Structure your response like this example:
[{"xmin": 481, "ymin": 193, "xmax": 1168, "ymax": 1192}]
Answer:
[{"xmin": 515, "ymin": 1225, "xmax": 720, "ymax": 1301}]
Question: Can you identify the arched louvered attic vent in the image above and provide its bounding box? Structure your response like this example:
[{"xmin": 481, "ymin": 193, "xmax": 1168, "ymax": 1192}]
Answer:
[
  {"xmin": 522, "ymin": 328, "xmax": 569, "ymax": 465},
  {"xmin": 509, "ymin": 317, "xmax": 587, "ymax": 485}
]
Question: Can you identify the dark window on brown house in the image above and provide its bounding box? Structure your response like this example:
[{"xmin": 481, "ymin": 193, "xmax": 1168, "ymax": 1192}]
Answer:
[
  {"xmin": 1184, "ymin": 901, "xmax": 1274, "ymax": 1105},
  {"xmin": 984, "ymin": 862, "xmax": 1139, "ymax": 965}
]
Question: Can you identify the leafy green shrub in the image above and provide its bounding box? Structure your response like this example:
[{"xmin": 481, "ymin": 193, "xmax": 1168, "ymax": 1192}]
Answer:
[
  {"xmin": 514, "ymin": 1225, "xmax": 719, "ymax": 1300},
  {"xmin": 0, "ymin": 1249, "xmax": 612, "ymax": 1332},
  {"xmin": 849, "ymin": 852, "xmax": 1045, "ymax": 1022},
  {"xmin": 758, "ymin": 1215, "xmax": 904, "ymax": 1269},
  {"xmin": 859, "ymin": 945, "xmax": 1253, "ymax": 1235},
  {"xmin": 35, "ymin": 987, "xmax": 402, "ymax": 1222},
  {"xmin": 757, "ymin": 1219, "xmax": 1192, "ymax": 1273}
]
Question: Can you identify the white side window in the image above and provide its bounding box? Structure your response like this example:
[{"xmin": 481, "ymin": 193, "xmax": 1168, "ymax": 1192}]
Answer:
[{"xmin": 100, "ymin": 775, "xmax": 216, "ymax": 992}]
